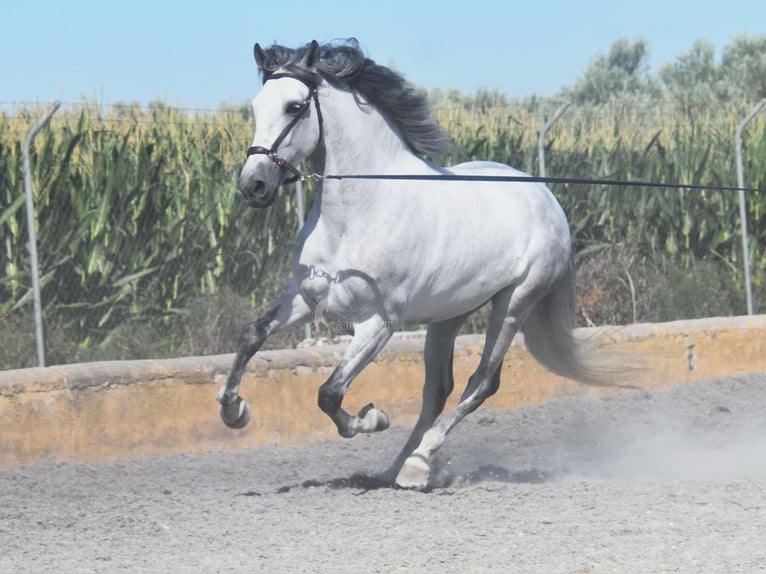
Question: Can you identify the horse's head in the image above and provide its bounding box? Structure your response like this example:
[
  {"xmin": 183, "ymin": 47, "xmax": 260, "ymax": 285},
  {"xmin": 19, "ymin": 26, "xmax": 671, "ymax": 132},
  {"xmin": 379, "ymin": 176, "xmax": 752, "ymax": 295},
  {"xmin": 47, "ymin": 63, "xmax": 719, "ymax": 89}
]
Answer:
[{"xmin": 238, "ymin": 41, "xmax": 323, "ymax": 208}]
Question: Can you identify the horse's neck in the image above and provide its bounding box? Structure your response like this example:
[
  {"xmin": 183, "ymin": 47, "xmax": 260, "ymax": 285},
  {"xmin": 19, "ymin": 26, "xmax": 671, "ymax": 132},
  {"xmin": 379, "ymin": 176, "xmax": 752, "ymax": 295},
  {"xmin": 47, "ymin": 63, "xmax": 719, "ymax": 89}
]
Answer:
[{"xmin": 315, "ymin": 89, "xmax": 430, "ymax": 198}]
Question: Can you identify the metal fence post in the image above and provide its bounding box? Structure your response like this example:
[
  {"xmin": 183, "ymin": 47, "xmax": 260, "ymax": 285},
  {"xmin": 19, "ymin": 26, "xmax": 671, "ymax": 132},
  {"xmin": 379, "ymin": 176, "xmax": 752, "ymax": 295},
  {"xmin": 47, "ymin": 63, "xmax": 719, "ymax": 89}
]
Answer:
[
  {"xmin": 537, "ymin": 101, "xmax": 571, "ymax": 177},
  {"xmin": 735, "ymin": 98, "xmax": 766, "ymax": 316},
  {"xmin": 21, "ymin": 101, "xmax": 60, "ymax": 367}
]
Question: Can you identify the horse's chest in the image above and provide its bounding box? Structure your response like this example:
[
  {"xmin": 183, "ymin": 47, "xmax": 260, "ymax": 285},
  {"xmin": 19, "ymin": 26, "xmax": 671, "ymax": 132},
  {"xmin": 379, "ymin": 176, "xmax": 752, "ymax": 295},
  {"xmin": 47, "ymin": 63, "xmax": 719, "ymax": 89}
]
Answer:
[{"xmin": 301, "ymin": 269, "xmax": 382, "ymax": 324}]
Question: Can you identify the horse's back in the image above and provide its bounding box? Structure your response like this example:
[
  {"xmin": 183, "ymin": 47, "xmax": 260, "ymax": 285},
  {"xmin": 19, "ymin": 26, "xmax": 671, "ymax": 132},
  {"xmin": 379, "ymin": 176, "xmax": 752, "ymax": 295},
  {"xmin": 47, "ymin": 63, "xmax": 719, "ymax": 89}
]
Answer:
[
  {"xmin": 447, "ymin": 160, "xmax": 527, "ymax": 176},
  {"xmin": 445, "ymin": 160, "xmax": 559, "ymax": 208},
  {"xmin": 443, "ymin": 160, "xmax": 568, "ymax": 236}
]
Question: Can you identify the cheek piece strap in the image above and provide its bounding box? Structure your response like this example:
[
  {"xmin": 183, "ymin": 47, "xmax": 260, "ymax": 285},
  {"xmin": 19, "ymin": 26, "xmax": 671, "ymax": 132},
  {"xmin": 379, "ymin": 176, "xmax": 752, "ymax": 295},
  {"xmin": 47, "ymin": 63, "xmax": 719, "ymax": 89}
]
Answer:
[{"xmin": 245, "ymin": 73, "xmax": 323, "ymax": 184}]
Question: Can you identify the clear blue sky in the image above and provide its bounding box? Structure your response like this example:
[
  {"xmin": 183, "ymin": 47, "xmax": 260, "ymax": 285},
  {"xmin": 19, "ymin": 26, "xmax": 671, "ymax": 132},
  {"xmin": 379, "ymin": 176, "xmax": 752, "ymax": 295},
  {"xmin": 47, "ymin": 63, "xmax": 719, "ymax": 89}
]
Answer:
[{"xmin": 1, "ymin": 0, "xmax": 764, "ymax": 110}]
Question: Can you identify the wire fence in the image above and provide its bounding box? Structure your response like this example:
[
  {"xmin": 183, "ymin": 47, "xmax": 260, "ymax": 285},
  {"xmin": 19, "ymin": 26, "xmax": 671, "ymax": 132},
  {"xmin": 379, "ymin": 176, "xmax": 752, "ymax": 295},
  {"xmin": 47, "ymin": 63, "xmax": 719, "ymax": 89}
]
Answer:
[{"xmin": 2, "ymin": 97, "xmax": 766, "ymax": 369}]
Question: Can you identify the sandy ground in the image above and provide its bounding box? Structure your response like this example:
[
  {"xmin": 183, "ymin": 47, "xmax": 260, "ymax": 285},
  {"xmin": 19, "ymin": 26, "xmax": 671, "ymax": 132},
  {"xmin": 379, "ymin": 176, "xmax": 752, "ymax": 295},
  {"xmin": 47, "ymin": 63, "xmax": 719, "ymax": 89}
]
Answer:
[{"xmin": 1, "ymin": 373, "xmax": 766, "ymax": 574}]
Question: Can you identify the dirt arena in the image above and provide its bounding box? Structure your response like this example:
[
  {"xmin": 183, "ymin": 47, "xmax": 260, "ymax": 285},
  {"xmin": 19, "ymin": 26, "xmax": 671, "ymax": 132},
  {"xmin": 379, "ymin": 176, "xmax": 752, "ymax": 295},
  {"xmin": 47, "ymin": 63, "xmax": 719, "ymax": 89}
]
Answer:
[{"xmin": 2, "ymin": 373, "xmax": 765, "ymax": 573}]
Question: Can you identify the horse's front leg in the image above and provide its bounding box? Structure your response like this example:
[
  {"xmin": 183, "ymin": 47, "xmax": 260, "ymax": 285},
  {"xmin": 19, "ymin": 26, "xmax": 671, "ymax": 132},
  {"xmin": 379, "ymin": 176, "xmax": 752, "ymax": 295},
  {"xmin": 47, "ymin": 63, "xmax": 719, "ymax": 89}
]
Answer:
[
  {"xmin": 317, "ymin": 315, "xmax": 393, "ymax": 438},
  {"xmin": 217, "ymin": 282, "xmax": 312, "ymax": 429}
]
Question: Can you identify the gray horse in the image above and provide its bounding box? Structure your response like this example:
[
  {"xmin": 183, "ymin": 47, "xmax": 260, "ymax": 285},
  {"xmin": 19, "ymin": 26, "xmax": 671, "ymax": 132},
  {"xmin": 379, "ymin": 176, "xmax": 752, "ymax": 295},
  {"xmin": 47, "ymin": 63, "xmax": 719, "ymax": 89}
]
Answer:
[{"xmin": 217, "ymin": 39, "xmax": 630, "ymax": 488}]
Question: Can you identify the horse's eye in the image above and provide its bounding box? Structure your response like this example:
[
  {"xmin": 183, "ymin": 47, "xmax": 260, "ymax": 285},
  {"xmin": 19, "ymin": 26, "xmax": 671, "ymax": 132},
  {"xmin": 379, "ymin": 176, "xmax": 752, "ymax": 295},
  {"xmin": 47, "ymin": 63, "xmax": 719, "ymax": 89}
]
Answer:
[{"xmin": 285, "ymin": 102, "xmax": 304, "ymax": 116}]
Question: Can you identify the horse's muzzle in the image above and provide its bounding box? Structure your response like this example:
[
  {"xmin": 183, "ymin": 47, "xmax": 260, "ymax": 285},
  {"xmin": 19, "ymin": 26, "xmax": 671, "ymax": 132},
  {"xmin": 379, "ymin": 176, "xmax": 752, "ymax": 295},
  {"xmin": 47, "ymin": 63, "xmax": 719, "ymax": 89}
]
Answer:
[{"xmin": 239, "ymin": 179, "xmax": 277, "ymax": 208}]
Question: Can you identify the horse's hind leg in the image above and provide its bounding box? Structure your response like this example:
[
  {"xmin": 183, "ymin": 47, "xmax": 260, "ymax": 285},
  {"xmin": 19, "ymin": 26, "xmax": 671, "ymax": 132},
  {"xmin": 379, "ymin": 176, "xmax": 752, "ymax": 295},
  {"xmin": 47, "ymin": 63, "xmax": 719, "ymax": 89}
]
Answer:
[
  {"xmin": 396, "ymin": 285, "xmax": 539, "ymax": 489},
  {"xmin": 217, "ymin": 282, "xmax": 312, "ymax": 429},
  {"xmin": 317, "ymin": 314, "xmax": 393, "ymax": 437},
  {"xmin": 381, "ymin": 314, "xmax": 467, "ymax": 483}
]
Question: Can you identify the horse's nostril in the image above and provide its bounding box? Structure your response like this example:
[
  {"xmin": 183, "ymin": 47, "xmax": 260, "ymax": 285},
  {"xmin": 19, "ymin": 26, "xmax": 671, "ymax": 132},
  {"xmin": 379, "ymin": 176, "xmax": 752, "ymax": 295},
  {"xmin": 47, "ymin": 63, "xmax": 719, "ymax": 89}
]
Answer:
[
  {"xmin": 243, "ymin": 180, "xmax": 263, "ymax": 198},
  {"xmin": 240, "ymin": 179, "xmax": 265, "ymax": 200},
  {"xmin": 240, "ymin": 179, "xmax": 275, "ymax": 208}
]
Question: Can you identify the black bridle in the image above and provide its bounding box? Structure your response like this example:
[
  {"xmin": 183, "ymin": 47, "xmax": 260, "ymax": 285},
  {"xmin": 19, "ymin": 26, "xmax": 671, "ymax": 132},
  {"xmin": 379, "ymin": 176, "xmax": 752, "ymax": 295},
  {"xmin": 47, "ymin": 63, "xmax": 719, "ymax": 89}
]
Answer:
[{"xmin": 245, "ymin": 73, "xmax": 323, "ymax": 184}]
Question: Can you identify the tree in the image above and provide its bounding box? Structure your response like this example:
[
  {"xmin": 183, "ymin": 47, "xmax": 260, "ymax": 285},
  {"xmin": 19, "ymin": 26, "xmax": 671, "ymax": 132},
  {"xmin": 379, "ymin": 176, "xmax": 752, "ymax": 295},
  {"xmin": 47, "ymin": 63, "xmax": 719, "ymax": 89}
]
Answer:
[
  {"xmin": 719, "ymin": 35, "xmax": 766, "ymax": 103},
  {"xmin": 565, "ymin": 38, "xmax": 657, "ymax": 105},
  {"xmin": 659, "ymin": 40, "xmax": 720, "ymax": 113}
]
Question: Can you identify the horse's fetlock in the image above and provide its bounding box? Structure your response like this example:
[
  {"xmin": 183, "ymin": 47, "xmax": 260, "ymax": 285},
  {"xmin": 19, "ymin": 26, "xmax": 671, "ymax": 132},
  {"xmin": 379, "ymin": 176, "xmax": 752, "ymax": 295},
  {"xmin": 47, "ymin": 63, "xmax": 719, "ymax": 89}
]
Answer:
[
  {"xmin": 217, "ymin": 388, "xmax": 238, "ymax": 406},
  {"xmin": 317, "ymin": 386, "xmax": 342, "ymax": 414}
]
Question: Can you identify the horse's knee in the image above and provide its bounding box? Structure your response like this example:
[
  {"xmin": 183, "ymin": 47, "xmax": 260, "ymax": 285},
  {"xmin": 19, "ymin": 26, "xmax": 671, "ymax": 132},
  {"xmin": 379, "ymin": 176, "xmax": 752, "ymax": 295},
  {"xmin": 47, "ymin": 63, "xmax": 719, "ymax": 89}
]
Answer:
[{"xmin": 237, "ymin": 316, "xmax": 271, "ymax": 353}]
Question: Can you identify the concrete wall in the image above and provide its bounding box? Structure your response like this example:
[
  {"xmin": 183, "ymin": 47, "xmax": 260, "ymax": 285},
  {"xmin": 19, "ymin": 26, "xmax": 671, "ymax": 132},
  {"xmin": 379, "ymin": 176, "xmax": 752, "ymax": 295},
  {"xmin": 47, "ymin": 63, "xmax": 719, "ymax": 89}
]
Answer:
[{"xmin": 1, "ymin": 315, "xmax": 765, "ymax": 468}]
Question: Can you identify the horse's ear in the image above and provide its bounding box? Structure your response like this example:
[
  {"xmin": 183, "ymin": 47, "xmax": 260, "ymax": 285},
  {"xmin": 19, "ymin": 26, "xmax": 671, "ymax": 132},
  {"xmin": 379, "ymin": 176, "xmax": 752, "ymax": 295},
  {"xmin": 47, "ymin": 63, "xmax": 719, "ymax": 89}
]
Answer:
[
  {"xmin": 254, "ymin": 43, "xmax": 266, "ymax": 68},
  {"xmin": 301, "ymin": 40, "xmax": 321, "ymax": 68}
]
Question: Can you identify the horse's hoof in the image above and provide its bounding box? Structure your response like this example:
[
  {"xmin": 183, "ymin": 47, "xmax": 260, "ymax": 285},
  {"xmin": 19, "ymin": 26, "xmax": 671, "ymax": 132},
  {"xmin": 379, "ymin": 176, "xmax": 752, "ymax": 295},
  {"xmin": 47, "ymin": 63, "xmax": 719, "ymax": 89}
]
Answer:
[
  {"xmin": 395, "ymin": 454, "xmax": 431, "ymax": 490},
  {"xmin": 220, "ymin": 397, "xmax": 251, "ymax": 429},
  {"xmin": 358, "ymin": 403, "xmax": 390, "ymax": 432}
]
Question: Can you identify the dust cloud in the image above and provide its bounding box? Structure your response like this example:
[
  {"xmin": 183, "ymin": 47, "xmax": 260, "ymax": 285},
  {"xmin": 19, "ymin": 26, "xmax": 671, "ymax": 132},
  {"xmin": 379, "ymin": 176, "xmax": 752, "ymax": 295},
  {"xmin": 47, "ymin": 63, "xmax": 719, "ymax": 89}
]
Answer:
[{"xmin": 430, "ymin": 373, "xmax": 766, "ymax": 486}]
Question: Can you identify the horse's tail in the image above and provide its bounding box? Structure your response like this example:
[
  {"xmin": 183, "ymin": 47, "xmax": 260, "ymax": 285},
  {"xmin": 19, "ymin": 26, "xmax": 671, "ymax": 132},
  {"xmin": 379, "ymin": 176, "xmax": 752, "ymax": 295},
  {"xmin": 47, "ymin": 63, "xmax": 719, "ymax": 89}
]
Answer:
[{"xmin": 521, "ymin": 260, "xmax": 641, "ymax": 389}]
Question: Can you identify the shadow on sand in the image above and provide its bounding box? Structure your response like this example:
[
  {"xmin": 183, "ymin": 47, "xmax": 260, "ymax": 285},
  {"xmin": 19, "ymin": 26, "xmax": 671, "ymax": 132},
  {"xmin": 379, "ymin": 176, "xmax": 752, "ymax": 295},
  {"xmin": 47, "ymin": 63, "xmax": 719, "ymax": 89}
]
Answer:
[{"xmin": 239, "ymin": 464, "xmax": 562, "ymax": 496}]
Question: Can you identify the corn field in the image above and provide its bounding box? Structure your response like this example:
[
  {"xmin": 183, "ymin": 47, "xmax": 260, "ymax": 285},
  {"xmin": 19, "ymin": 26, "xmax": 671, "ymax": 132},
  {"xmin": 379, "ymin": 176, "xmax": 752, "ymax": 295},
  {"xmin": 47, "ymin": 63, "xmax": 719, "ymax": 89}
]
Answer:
[{"xmin": 1, "ymin": 100, "xmax": 765, "ymax": 368}]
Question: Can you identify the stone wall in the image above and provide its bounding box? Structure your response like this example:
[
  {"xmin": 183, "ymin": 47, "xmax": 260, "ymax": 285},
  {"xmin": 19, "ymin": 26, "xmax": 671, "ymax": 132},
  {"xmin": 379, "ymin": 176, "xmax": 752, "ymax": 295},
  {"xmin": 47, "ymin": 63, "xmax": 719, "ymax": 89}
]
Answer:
[{"xmin": 1, "ymin": 316, "xmax": 764, "ymax": 468}]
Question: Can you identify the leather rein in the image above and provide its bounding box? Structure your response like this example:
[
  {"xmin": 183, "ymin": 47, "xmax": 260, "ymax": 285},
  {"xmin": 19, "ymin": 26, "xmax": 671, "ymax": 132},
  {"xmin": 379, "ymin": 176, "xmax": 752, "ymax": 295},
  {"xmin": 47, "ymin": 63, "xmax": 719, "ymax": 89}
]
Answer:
[{"xmin": 245, "ymin": 73, "xmax": 323, "ymax": 184}]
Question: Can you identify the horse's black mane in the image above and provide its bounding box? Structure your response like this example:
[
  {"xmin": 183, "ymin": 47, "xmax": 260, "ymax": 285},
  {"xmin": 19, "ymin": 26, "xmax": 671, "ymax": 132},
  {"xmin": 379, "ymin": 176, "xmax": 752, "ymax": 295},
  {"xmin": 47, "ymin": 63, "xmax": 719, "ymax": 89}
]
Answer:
[{"xmin": 256, "ymin": 39, "xmax": 453, "ymax": 158}]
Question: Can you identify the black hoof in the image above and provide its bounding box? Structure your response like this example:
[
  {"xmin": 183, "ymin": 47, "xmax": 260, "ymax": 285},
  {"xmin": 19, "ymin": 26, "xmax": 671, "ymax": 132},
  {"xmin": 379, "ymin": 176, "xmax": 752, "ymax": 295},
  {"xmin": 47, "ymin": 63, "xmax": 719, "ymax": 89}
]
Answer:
[{"xmin": 220, "ymin": 397, "xmax": 251, "ymax": 429}]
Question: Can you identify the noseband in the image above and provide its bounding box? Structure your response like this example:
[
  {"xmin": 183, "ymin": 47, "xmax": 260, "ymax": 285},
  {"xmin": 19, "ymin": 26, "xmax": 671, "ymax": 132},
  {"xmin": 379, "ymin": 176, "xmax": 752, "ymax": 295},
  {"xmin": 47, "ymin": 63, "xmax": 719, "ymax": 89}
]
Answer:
[{"xmin": 246, "ymin": 73, "xmax": 323, "ymax": 184}]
